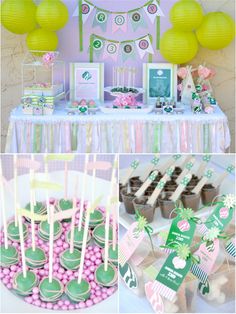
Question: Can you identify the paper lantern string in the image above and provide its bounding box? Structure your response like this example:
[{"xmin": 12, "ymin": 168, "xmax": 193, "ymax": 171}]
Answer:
[{"xmin": 135, "ymin": 211, "xmax": 154, "ymax": 253}]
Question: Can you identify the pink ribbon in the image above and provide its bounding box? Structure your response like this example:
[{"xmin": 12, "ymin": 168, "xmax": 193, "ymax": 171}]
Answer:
[
  {"xmin": 180, "ymin": 121, "xmax": 188, "ymax": 153},
  {"xmin": 64, "ymin": 122, "xmax": 71, "ymax": 153},
  {"xmin": 135, "ymin": 122, "xmax": 143, "ymax": 153}
]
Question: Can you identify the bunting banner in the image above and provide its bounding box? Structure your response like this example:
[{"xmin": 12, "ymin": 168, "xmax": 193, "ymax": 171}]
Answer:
[
  {"xmin": 90, "ymin": 34, "xmax": 154, "ymax": 63},
  {"xmin": 74, "ymin": 0, "xmax": 164, "ymax": 51}
]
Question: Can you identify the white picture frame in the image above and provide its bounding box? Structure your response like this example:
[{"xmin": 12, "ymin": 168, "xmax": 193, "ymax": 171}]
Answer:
[
  {"xmin": 70, "ymin": 63, "xmax": 104, "ymax": 102},
  {"xmin": 143, "ymin": 63, "xmax": 178, "ymax": 104}
]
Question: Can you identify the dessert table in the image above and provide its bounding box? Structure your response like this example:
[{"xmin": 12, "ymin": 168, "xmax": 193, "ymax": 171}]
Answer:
[{"xmin": 5, "ymin": 104, "xmax": 230, "ymax": 153}]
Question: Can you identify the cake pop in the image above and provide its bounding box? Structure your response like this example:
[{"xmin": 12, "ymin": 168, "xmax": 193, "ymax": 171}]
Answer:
[
  {"xmin": 66, "ymin": 226, "xmax": 91, "ymax": 249},
  {"xmin": 39, "ymin": 277, "xmax": 64, "ymax": 302},
  {"xmin": 24, "ymin": 201, "xmax": 46, "ymax": 223},
  {"xmin": 95, "ymin": 262, "xmax": 118, "ymax": 287},
  {"xmin": 92, "ymin": 223, "xmax": 113, "ymax": 248},
  {"xmin": 102, "ymin": 244, "xmax": 118, "ymax": 266},
  {"xmin": 25, "ymin": 247, "xmax": 47, "ymax": 269},
  {"xmin": 7, "ymin": 220, "xmax": 28, "ymax": 242},
  {"xmin": 83, "ymin": 208, "xmax": 104, "ymax": 229},
  {"xmin": 13, "ymin": 270, "xmax": 39, "ymax": 296},
  {"xmin": 38, "ymin": 220, "xmax": 62, "ymax": 241}
]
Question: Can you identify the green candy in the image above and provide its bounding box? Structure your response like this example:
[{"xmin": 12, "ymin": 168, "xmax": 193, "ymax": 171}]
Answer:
[
  {"xmin": 92, "ymin": 223, "xmax": 113, "ymax": 248},
  {"xmin": 0, "ymin": 245, "xmax": 19, "ymax": 267},
  {"xmin": 13, "ymin": 270, "xmax": 38, "ymax": 296},
  {"xmin": 95, "ymin": 263, "xmax": 117, "ymax": 287},
  {"xmin": 65, "ymin": 279, "xmax": 90, "ymax": 302},
  {"xmin": 25, "ymin": 202, "xmax": 46, "ymax": 223},
  {"xmin": 38, "ymin": 220, "xmax": 62, "ymax": 241},
  {"xmin": 39, "ymin": 277, "xmax": 63, "ymax": 302},
  {"xmin": 66, "ymin": 227, "xmax": 91, "ymax": 249},
  {"xmin": 7, "ymin": 221, "xmax": 28, "ymax": 242},
  {"xmin": 25, "ymin": 247, "xmax": 47, "ymax": 269},
  {"xmin": 60, "ymin": 248, "xmax": 81, "ymax": 270},
  {"xmin": 59, "ymin": 199, "xmax": 73, "ymax": 222},
  {"xmin": 83, "ymin": 209, "xmax": 104, "ymax": 228}
]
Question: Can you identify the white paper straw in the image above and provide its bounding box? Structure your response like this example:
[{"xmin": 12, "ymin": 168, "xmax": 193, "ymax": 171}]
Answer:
[
  {"xmin": 78, "ymin": 155, "xmax": 89, "ymax": 231},
  {"xmin": 0, "ymin": 160, "xmax": 8, "ymax": 249},
  {"xmin": 64, "ymin": 161, "xmax": 68, "ymax": 200},
  {"xmin": 69, "ymin": 198, "xmax": 77, "ymax": 254},
  {"xmin": 112, "ymin": 200, "xmax": 117, "ymax": 251}
]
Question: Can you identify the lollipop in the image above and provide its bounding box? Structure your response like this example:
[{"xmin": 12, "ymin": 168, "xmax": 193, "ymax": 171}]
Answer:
[
  {"xmin": 38, "ymin": 220, "xmax": 62, "ymax": 241},
  {"xmin": 7, "ymin": 220, "xmax": 28, "ymax": 242},
  {"xmin": 92, "ymin": 223, "xmax": 113, "ymax": 248}
]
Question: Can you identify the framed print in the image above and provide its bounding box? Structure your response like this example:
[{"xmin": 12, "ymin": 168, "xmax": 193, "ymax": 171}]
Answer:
[
  {"xmin": 70, "ymin": 63, "xmax": 104, "ymax": 102},
  {"xmin": 143, "ymin": 63, "xmax": 177, "ymax": 104}
]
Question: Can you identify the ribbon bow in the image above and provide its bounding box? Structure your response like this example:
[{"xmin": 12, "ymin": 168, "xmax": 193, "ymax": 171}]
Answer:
[
  {"xmin": 131, "ymin": 160, "xmax": 139, "ymax": 169},
  {"xmin": 135, "ymin": 211, "xmax": 154, "ymax": 252},
  {"xmin": 202, "ymin": 227, "xmax": 231, "ymax": 249}
]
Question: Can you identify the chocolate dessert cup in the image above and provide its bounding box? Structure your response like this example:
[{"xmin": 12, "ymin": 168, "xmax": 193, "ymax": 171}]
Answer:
[
  {"xmin": 132, "ymin": 196, "xmax": 155, "ymax": 223},
  {"xmin": 201, "ymin": 184, "xmax": 220, "ymax": 205},
  {"xmin": 121, "ymin": 187, "xmax": 139, "ymax": 215},
  {"xmin": 158, "ymin": 192, "xmax": 177, "ymax": 219},
  {"xmin": 181, "ymin": 191, "xmax": 201, "ymax": 212}
]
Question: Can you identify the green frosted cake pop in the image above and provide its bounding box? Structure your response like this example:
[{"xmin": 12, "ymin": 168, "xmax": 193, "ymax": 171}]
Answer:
[
  {"xmin": 39, "ymin": 277, "xmax": 64, "ymax": 302},
  {"xmin": 13, "ymin": 270, "xmax": 38, "ymax": 296},
  {"xmin": 58, "ymin": 199, "xmax": 73, "ymax": 222},
  {"xmin": 92, "ymin": 223, "xmax": 113, "ymax": 248},
  {"xmin": 66, "ymin": 227, "xmax": 91, "ymax": 249},
  {"xmin": 25, "ymin": 201, "xmax": 47, "ymax": 223},
  {"xmin": 25, "ymin": 247, "xmax": 47, "ymax": 269},
  {"xmin": 59, "ymin": 248, "xmax": 81, "ymax": 270},
  {"xmin": 83, "ymin": 208, "xmax": 104, "ymax": 228},
  {"xmin": 102, "ymin": 244, "xmax": 118, "ymax": 266},
  {"xmin": 0, "ymin": 245, "xmax": 19, "ymax": 267},
  {"xmin": 65, "ymin": 279, "xmax": 91, "ymax": 302},
  {"xmin": 7, "ymin": 221, "xmax": 28, "ymax": 242},
  {"xmin": 38, "ymin": 220, "xmax": 62, "ymax": 241},
  {"xmin": 95, "ymin": 263, "xmax": 118, "ymax": 287}
]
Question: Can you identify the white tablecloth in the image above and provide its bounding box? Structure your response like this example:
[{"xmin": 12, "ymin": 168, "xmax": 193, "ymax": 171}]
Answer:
[{"xmin": 5, "ymin": 104, "xmax": 230, "ymax": 153}]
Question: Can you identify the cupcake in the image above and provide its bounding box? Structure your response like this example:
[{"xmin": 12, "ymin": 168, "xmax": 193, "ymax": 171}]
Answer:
[
  {"xmin": 24, "ymin": 201, "xmax": 47, "ymax": 223},
  {"xmin": 13, "ymin": 270, "xmax": 38, "ymax": 296},
  {"xmin": 59, "ymin": 248, "xmax": 81, "ymax": 270},
  {"xmin": 7, "ymin": 221, "xmax": 28, "ymax": 242},
  {"xmin": 38, "ymin": 220, "xmax": 62, "ymax": 241},
  {"xmin": 65, "ymin": 279, "xmax": 91, "ymax": 302},
  {"xmin": 121, "ymin": 187, "xmax": 139, "ymax": 215},
  {"xmin": 201, "ymin": 184, "xmax": 220, "ymax": 205},
  {"xmin": 0, "ymin": 245, "xmax": 19, "ymax": 267},
  {"xmin": 58, "ymin": 199, "xmax": 73, "ymax": 222},
  {"xmin": 92, "ymin": 223, "xmax": 113, "ymax": 248},
  {"xmin": 25, "ymin": 247, "xmax": 47, "ymax": 269},
  {"xmin": 102, "ymin": 244, "xmax": 118, "ymax": 266},
  {"xmin": 39, "ymin": 277, "xmax": 63, "ymax": 302},
  {"xmin": 133, "ymin": 196, "xmax": 156, "ymax": 223},
  {"xmin": 95, "ymin": 263, "xmax": 118, "ymax": 287},
  {"xmin": 66, "ymin": 227, "xmax": 91, "ymax": 249},
  {"xmin": 83, "ymin": 208, "xmax": 104, "ymax": 229},
  {"xmin": 158, "ymin": 191, "xmax": 177, "ymax": 219}
]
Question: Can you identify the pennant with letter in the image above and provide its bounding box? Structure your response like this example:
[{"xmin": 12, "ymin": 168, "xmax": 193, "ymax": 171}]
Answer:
[
  {"xmin": 135, "ymin": 35, "xmax": 154, "ymax": 59},
  {"xmin": 112, "ymin": 13, "xmax": 128, "ymax": 33},
  {"xmin": 121, "ymin": 42, "xmax": 136, "ymax": 62},
  {"xmin": 103, "ymin": 41, "xmax": 120, "ymax": 62},
  {"xmin": 93, "ymin": 9, "xmax": 108, "ymax": 31},
  {"xmin": 143, "ymin": 0, "xmax": 164, "ymax": 23},
  {"xmin": 129, "ymin": 9, "xmax": 147, "ymax": 31}
]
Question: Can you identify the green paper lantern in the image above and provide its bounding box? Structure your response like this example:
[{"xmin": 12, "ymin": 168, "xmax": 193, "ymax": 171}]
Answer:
[
  {"xmin": 26, "ymin": 28, "xmax": 58, "ymax": 53},
  {"xmin": 36, "ymin": 0, "xmax": 69, "ymax": 31},
  {"xmin": 170, "ymin": 0, "xmax": 203, "ymax": 31},
  {"xmin": 196, "ymin": 12, "xmax": 235, "ymax": 50},
  {"xmin": 1, "ymin": 0, "xmax": 37, "ymax": 34},
  {"xmin": 160, "ymin": 28, "xmax": 199, "ymax": 64}
]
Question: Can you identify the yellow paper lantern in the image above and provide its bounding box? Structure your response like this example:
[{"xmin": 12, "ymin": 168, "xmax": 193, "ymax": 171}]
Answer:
[
  {"xmin": 26, "ymin": 28, "xmax": 59, "ymax": 53},
  {"xmin": 196, "ymin": 12, "xmax": 235, "ymax": 50},
  {"xmin": 160, "ymin": 28, "xmax": 199, "ymax": 64},
  {"xmin": 170, "ymin": 0, "xmax": 203, "ymax": 31},
  {"xmin": 36, "ymin": 0, "xmax": 69, "ymax": 31},
  {"xmin": 1, "ymin": 0, "xmax": 37, "ymax": 34}
]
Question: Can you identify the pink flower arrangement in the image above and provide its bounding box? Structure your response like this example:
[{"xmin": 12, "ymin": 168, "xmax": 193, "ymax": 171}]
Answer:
[
  {"xmin": 42, "ymin": 52, "xmax": 57, "ymax": 67},
  {"xmin": 113, "ymin": 95, "xmax": 137, "ymax": 108}
]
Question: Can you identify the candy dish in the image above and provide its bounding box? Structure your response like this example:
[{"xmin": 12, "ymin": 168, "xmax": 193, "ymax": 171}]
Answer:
[
  {"xmin": 7, "ymin": 220, "xmax": 28, "ymax": 242},
  {"xmin": 38, "ymin": 220, "xmax": 62, "ymax": 241}
]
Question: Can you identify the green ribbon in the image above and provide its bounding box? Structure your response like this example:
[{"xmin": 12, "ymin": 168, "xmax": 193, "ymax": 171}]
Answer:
[
  {"xmin": 153, "ymin": 124, "xmax": 160, "ymax": 153},
  {"xmin": 135, "ymin": 211, "xmax": 154, "ymax": 253},
  {"xmin": 79, "ymin": 0, "xmax": 83, "ymax": 51},
  {"xmin": 203, "ymin": 124, "xmax": 210, "ymax": 153},
  {"xmin": 71, "ymin": 123, "xmax": 78, "ymax": 151},
  {"xmin": 89, "ymin": 34, "xmax": 94, "ymax": 62},
  {"xmin": 148, "ymin": 34, "xmax": 153, "ymax": 63}
]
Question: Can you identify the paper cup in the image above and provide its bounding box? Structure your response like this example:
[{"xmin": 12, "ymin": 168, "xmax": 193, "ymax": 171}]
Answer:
[
  {"xmin": 201, "ymin": 184, "xmax": 220, "ymax": 205},
  {"xmin": 121, "ymin": 187, "xmax": 139, "ymax": 215},
  {"xmin": 158, "ymin": 192, "xmax": 177, "ymax": 219},
  {"xmin": 181, "ymin": 191, "xmax": 201, "ymax": 212}
]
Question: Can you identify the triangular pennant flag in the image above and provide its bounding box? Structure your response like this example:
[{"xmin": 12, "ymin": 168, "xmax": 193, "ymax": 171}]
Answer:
[
  {"xmin": 73, "ymin": 0, "xmax": 94, "ymax": 22},
  {"xmin": 112, "ymin": 13, "xmax": 128, "ymax": 33},
  {"xmin": 121, "ymin": 42, "xmax": 136, "ymax": 62},
  {"xmin": 129, "ymin": 9, "xmax": 147, "ymax": 32},
  {"xmin": 135, "ymin": 35, "xmax": 154, "ymax": 59},
  {"xmin": 90, "ymin": 36, "xmax": 104, "ymax": 58},
  {"xmin": 92, "ymin": 9, "xmax": 108, "ymax": 32},
  {"xmin": 103, "ymin": 40, "xmax": 120, "ymax": 61},
  {"xmin": 143, "ymin": 0, "xmax": 164, "ymax": 24}
]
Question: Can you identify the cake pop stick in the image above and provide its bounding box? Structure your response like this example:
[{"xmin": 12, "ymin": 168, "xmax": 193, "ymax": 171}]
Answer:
[
  {"xmin": 78, "ymin": 201, "xmax": 91, "ymax": 284},
  {"xmin": 213, "ymin": 164, "xmax": 235, "ymax": 188},
  {"xmin": 78, "ymin": 154, "xmax": 89, "ymax": 231},
  {"xmin": 176, "ymin": 157, "xmax": 196, "ymax": 184},
  {"xmin": 13, "ymin": 155, "xmax": 18, "ymax": 226},
  {"xmin": 64, "ymin": 160, "xmax": 68, "ymax": 200},
  {"xmin": 139, "ymin": 155, "xmax": 160, "ymax": 182},
  {"xmin": 112, "ymin": 200, "xmax": 117, "ymax": 251},
  {"xmin": 104, "ymin": 157, "xmax": 117, "ymax": 271},
  {"xmin": 192, "ymin": 169, "xmax": 214, "ymax": 194},
  {"xmin": 48, "ymin": 204, "xmax": 55, "ymax": 283},
  {"xmin": 120, "ymin": 159, "xmax": 139, "ymax": 186},
  {"xmin": 44, "ymin": 154, "xmax": 50, "ymax": 223},
  {"xmin": 135, "ymin": 170, "xmax": 159, "ymax": 197},
  {"xmin": 171, "ymin": 174, "xmax": 192, "ymax": 202},
  {"xmin": 30, "ymin": 154, "xmax": 36, "ymax": 251},
  {"xmin": 18, "ymin": 208, "xmax": 27, "ymax": 278},
  {"xmin": 147, "ymin": 166, "xmax": 175, "ymax": 206},
  {"xmin": 0, "ymin": 161, "xmax": 8, "ymax": 249},
  {"xmin": 91, "ymin": 154, "xmax": 97, "ymax": 213},
  {"xmin": 69, "ymin": 175, "xmax": 79, "ymax": 254},
  {"xmin": 196, "ymin": 155, "xmax": 211, "ymax": 178}
]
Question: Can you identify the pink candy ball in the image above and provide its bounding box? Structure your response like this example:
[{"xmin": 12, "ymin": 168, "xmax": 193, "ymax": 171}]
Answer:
[
  {"xmin": 32, "ymin": 287, "xmax": 39, "ymax": 294},
  {"xmin": 86, "ymin": 299, "xmax": 93, "ymax": 307},
  {"xmin": 46, "ymin": 302, "xmax": 53, "ymax": 309},
  {"xmin": 79, "ymin": 302, "xmax": 86, "ymax": 309},
  {"xmin": 95, "ymin": 259, "xmax": 102, "ymax": 265}
]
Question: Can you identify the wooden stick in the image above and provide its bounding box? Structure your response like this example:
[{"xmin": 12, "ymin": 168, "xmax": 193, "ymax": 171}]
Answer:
[
  {"xmin": 48, "ymin": 204, "xmax": 54, "ymax": 283},
  {"xmin": 120, "ymin": 159, "xmax": 139, "ymax": 186},
  {"xmin": 176, "ymin": 157, "xmax": 195, "ymax": 184},
  {"xmin": 135, "ymin": 170, "xmax": 158, "ymax": 197},
  {"xmin": 13, "ymin": 155, "xmax": 18, "ymax": 226},
  {"xmin": 78, "ymin": 155, "xmax": 89, "ymax": 231},
  {"xmin": 18, "ymin": 209, "xmax": 27, "ymax": 278},
  {"xmin": 192, "ymin": 169, "xmax": 214, "ymax": 194},
  {"xmin": 171, "ymin": 174, "xmax": 192, "ymax": 202},
  {"xmin": 0, "ymin": 160, "xmax": 8, "ymax": 249},
  {"xmin": 196, "ymin": 155, "xmax": 211, "ymax": 178},
  {"xmin": 78, "ymin": 202, "xmax": 91, "ymax": 284},
  {"xmin": 213, "ymin": 164, "xmax": 234, "ymax": 188},
  {"xmin": 30, "ymin": 154, "xmax": 35, "ymax": 251},
  {"xmin": 139, "ymin": 155, "xmax": 160, "ymax": 182}
]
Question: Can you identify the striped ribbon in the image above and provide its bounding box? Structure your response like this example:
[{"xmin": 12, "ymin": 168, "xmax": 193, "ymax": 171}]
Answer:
[
  {"xmin": 118, "ymin": 247, "xmax": 128, "ymax": 267},
  {"xmin": 33, "ymin": 124, "xmax": 42, "ymax": 153},
  {"xmin": 225, "ymin": 242, "xmax": 236, "ymax": 257},
  {"xmin": 190, "ymin": 263, "xmax": 208, "ymax": 283},
  {"xmin": 152, "ymin": 280, "xmax": 176, "ymax": 302}
]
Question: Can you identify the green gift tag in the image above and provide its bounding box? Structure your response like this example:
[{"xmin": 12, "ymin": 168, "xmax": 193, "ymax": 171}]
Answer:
[{"xmin": 155, "ymin": 251, "xmax": 192, "ymax": 299}]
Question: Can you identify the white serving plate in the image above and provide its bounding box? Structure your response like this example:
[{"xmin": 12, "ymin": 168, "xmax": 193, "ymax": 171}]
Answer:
[
  {"xmin": 104, "ymin": 86, "xmax": 145, "ymax": 97},
  {"xmin": 0, "ymin": 170, "xmax": 118, "ymax": 313},
  {"xmin": 119, "ymin": 156, "xmax": 235, "ymax": 234},
  {"xmin": 100, "ymin": 105, "xmax": 154, "ymax": 114}
]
